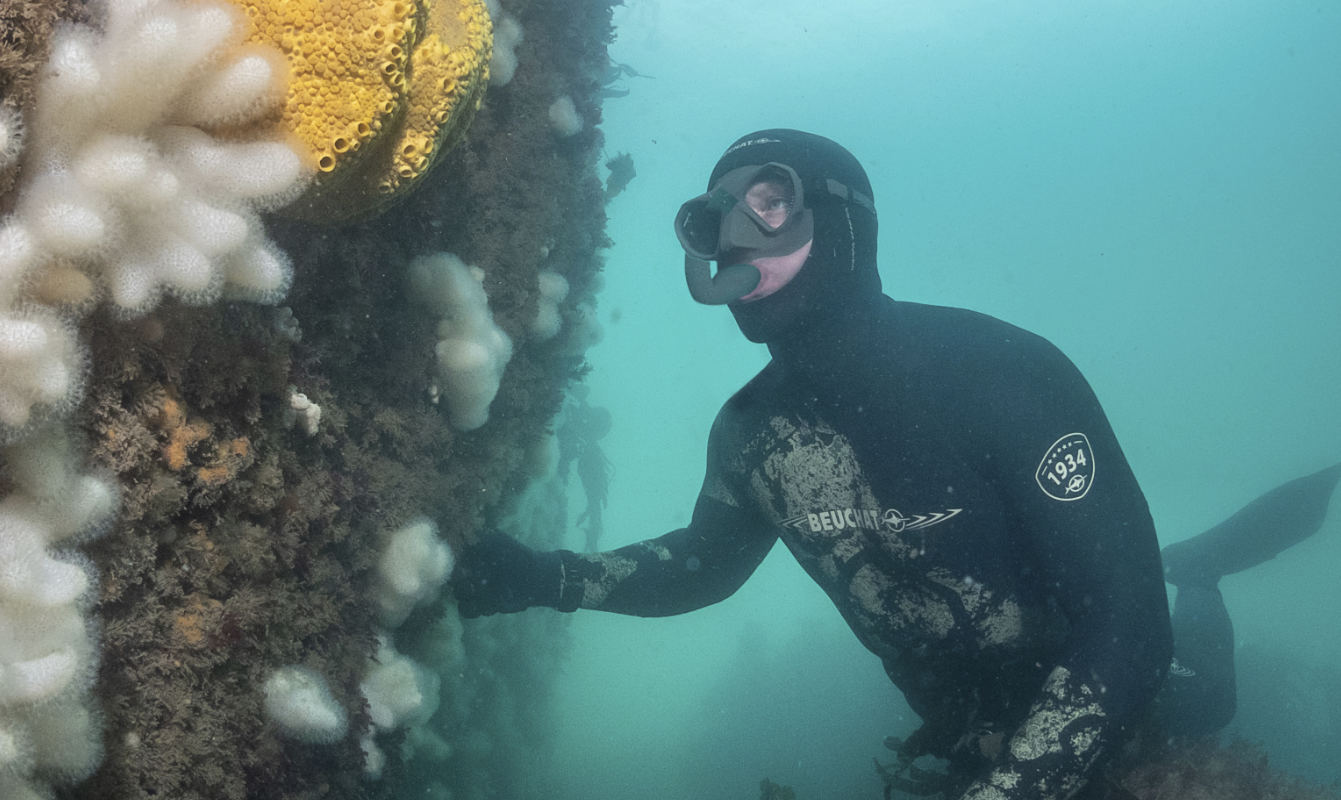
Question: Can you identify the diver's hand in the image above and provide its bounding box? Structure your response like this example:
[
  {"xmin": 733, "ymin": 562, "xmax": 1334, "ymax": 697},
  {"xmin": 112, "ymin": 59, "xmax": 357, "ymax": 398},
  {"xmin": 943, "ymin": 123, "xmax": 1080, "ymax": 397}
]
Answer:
[{"xmin": 453, "ymin": 533, "xmax": 562, "ymax": 617}]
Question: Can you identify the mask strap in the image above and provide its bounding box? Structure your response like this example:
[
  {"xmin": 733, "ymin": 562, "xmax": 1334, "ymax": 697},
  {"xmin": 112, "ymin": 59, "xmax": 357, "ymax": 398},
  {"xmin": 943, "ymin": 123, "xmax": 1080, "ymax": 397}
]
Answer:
[
  {"xmin": 821, "ymin": 178, "xmax": 876, "ymax": 216},
  {"xmin": 684, "ymin": 255, "xmax": 761, "ymax": 305}
]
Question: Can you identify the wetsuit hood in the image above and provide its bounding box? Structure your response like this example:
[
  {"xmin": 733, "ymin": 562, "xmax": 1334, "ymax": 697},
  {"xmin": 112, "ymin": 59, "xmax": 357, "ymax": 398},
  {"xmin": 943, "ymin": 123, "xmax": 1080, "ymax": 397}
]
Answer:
[{"xmin": 702, "ymin": 129, "xmax": 881, "ymax": 344}]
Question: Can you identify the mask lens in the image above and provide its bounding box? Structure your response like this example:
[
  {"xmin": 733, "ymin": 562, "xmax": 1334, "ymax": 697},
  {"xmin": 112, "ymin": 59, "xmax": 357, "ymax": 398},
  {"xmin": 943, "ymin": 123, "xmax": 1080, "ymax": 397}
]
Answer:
[
  {"xmin": 674, "ymin": 198, "xmax": 725, "ymax": 259},
  {"xmin": 743, "ymin": 166, "xmax": 796, "ymax": 230}
]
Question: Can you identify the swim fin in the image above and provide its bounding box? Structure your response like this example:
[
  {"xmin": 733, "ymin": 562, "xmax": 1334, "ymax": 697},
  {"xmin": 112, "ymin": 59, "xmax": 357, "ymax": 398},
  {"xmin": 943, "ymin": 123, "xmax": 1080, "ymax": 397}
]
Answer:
[{"xmin": 1161, "ymin": 462, "xmax": 1341, "ymax": 588}]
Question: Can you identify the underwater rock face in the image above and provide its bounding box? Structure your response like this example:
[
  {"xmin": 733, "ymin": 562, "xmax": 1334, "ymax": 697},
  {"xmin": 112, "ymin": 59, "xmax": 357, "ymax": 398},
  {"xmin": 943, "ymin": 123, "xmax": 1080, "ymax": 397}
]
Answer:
[
  {"xmin": 1116, "ymin": 738, "xmax": 1341, "ymax": 800},
  {"xmin": 0, "ymin": 0, "xmax": 615, "ymax": 797}
]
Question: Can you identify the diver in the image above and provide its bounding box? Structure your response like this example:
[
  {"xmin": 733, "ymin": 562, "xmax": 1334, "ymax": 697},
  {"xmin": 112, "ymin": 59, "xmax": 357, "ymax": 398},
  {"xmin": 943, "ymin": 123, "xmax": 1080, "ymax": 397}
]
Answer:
[
  {"xmin": 555, "ymin": 389, "xmax": 614, "ymax": 552},
  {"xmin": 452, "ymin": 129, "xmax": 1341, "ymax": 799}
]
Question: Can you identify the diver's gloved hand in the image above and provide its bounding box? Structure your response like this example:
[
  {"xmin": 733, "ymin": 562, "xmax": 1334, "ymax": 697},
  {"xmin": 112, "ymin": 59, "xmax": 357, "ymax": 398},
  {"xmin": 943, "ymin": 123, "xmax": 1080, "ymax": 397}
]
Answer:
[{"xmin": 453, "ymin": 532, "xmax": 563, "ymax": 617}]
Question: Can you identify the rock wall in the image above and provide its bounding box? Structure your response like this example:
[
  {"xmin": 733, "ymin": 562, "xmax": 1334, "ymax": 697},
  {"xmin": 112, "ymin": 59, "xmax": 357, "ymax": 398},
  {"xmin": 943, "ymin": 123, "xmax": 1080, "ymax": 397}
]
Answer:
[{"xmin": 1, "ymin": 0, "xmax": 616, "ymax": 797}]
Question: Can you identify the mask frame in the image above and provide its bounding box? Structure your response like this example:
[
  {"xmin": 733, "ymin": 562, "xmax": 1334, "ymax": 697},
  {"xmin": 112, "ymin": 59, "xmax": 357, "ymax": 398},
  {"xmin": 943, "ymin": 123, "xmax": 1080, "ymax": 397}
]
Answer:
[{"xmin": 674, "ymin": 162, "xmax": 812, "ymax": 261}]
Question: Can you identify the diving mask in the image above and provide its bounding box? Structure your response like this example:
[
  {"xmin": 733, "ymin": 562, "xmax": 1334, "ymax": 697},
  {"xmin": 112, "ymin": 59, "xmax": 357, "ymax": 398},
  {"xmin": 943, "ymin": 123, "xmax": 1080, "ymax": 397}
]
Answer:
[{"xmin": 674, "ymin": 162, "xmax": 814, "ymax": 305}]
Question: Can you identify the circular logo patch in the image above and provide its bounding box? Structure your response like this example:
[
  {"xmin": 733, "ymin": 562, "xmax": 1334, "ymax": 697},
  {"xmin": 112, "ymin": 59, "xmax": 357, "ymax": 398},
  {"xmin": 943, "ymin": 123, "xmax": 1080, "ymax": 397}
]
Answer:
[{"xmin": 1035, "ymin": 432, "xmax": 1095, "ymax": 501}]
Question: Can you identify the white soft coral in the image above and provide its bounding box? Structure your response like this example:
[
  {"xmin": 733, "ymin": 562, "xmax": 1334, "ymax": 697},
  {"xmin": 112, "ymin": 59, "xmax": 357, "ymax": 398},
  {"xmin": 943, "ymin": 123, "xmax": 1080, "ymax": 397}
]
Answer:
[
  {"xmin": 407, "ymin": 253, "xmax": 514, "ymax": 431},
  {"xmin": 0, "ymin": 2, "xmax": 303, "ymax": 796},
  {"xmin": 0, "ymin": 426, "xmax": 115, "ymax": 793}
]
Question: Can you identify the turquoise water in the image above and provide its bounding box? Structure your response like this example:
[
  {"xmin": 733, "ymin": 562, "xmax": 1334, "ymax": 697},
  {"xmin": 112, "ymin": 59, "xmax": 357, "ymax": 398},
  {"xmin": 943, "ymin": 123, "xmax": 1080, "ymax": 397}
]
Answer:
[{"xmin": 545, "ymin": 2, "xmax": 1341, "ymax": 797}]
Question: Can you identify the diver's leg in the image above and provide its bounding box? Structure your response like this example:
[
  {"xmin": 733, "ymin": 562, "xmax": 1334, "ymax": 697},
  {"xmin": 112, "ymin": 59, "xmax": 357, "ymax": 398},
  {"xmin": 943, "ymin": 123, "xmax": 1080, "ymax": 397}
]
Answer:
[
  {"xmin": 1157, "ymin": 585, "xmax": 1236, "ymax": 736},
  {"xmin": 1154, "ymin": 463, "xmax": 1338, "ymax": 737},
  {"xmin": 1162, "ymin": 462, "xmax": 1340, "ymax": 587}
]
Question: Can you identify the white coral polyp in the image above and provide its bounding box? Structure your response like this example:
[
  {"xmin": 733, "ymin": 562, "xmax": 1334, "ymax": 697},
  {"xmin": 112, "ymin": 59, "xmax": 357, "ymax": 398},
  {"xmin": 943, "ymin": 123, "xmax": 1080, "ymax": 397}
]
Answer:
[
  {"xmin": 0, "ymin": 309, "xmax": 78, "ymax": 429},
  {"xmin": 408, "ymin": 253, "xmax": 514, "ymax": 431},
  {"xmin": 173, "ymin": 48, "xmax": 281, "ymax": 127},
  {"xmin": 0, "ymin": 427, "xmax": 113, "ymax": 793}
]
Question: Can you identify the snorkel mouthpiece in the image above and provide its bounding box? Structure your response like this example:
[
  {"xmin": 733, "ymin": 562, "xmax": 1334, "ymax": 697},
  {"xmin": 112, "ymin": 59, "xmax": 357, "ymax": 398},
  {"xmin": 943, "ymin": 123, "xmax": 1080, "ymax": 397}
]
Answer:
[{"xmin": 684, "ymin": 256, "xmax": 761, "ymax": 305}]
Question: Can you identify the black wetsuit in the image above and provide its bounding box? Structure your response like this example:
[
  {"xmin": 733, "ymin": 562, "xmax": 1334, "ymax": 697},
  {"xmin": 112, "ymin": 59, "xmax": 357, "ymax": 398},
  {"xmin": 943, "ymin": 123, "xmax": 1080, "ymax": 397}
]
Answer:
[{"xmin": 552, "ymin": 297, "xmax": 1174, "ymax": 799}]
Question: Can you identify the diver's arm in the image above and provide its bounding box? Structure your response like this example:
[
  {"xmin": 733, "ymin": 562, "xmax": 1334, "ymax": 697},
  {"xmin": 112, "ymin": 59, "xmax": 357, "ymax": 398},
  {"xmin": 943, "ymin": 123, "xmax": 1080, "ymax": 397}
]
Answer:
[
  {"xmin": 960, "ymin": 336, "xmax": 1171, "ymax": 799},
  {"xmin": 556, "ymin": 492, "xmax": 776, "ymax": 616},
  {"xmin": 554, "ymin": 403, "xmax": 777, "ymax": 616},
  {"xmin": 455, "ymin": 404, "xmax": 777, "ymax": 618},
  {"xmin": 453, "ymin": 495, "xmax": 775, "ymax": 618}
]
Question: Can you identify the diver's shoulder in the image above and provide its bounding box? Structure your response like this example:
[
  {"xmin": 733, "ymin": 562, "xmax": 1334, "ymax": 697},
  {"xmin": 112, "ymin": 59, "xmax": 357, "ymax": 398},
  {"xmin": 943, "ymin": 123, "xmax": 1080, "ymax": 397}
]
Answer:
[
  {"xmin": 890, "ymin": 299, "xmax": 1036, "ymax": 342},
  {"xmin": 721, "ymin": 361, "xmax": 785, "ymax": 416},
  {"xmin": 889, "ymin": 300, "xmax": 1071, "ymax": 368},
  {"xmin": 708, "ymin": 362, "xmax": 790, "ymax": 439}
]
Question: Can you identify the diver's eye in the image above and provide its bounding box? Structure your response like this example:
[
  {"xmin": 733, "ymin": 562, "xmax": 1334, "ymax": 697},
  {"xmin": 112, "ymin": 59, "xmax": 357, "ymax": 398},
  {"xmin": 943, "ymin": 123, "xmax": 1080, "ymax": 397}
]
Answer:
[{"xmin": 745, "ymin": 180, "xmax": 794, "ymax": 229}]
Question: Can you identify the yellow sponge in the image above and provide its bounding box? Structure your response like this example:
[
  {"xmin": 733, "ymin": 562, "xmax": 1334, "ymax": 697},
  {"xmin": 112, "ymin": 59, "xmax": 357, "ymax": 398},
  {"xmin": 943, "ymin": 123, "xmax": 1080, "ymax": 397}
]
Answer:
[{"xmin": 227, "ymin": 0, "xmax": 492, "ymax": 221}]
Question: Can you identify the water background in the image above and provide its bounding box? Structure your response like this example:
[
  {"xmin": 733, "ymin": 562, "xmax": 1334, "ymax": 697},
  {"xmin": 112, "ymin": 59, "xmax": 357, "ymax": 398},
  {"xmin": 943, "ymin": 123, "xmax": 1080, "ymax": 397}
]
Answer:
[{"xmin": 542, "ymin": 2, "xmax": 1341, "ymax": 797}]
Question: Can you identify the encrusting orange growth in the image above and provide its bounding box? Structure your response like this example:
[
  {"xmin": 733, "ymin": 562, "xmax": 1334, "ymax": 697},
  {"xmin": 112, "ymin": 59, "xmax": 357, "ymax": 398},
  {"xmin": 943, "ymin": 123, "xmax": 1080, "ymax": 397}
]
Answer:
[
  {"xmin": 196, "ymin": 437, "xmax": 251, "ymax": 487},
  {"xmin": 174, "ymin": 593, "xmax": 224, "ymax": 648},
  {"xmin": 156, "ymin": 394, "xmax": 213, "ymax": 472},
  {"xmin": 227, "ymin": 0, "xmax": 493, "ymax": 221},
  {"xmin": 152, "ymin": 394, "xmax": 250, "ymax": 487}
]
